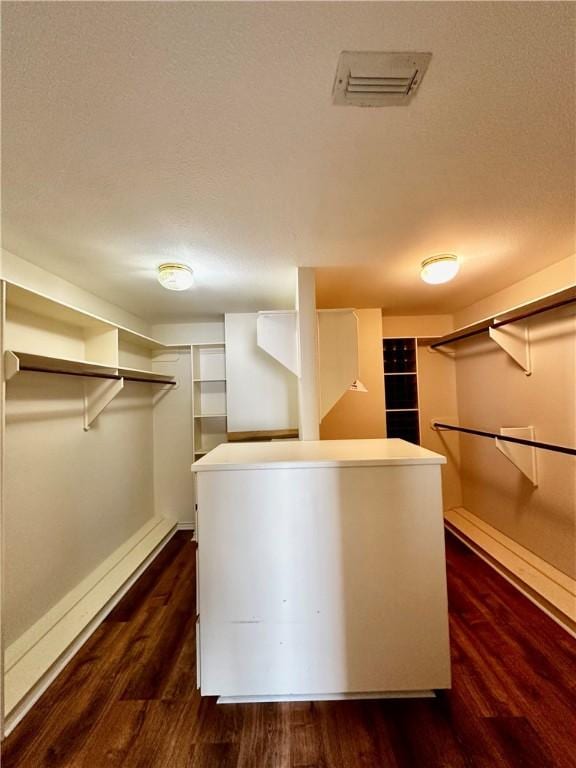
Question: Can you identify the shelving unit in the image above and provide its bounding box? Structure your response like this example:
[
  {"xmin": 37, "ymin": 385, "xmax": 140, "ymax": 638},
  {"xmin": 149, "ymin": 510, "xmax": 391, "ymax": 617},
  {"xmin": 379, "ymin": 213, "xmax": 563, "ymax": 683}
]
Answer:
[
  {"xmin": 430, "ymin": 285, "xmax": 575, "ymax": 349},
  {"xmin": 382, "ymin": 337, "xmax": 420, "ymax": 444},
  {"xmin": 2, "ymin": 281, "xmax": 177, "ymax": 429},
  {"xmin": 192, "ymin": 343, "xmax": 227, "ymax": 461}
]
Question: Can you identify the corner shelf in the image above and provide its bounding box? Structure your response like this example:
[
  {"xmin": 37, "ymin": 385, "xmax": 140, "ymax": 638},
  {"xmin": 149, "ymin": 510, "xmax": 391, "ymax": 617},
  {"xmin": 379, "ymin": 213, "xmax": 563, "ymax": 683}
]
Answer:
[{"xmin": 382, "ymin": 338, "xmax": 420, "ymax": 444}]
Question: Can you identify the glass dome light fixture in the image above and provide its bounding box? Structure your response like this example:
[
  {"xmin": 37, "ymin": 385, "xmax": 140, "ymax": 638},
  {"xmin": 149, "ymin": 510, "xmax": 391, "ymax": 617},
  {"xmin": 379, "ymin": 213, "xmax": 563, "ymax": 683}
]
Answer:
[
  {"xmin": 157, "ymin": 263, "xmax": 194, "ymax": 291},
  {"xmin": 420, "ymin": 254, "xmax": 460, "ymax": 285}
]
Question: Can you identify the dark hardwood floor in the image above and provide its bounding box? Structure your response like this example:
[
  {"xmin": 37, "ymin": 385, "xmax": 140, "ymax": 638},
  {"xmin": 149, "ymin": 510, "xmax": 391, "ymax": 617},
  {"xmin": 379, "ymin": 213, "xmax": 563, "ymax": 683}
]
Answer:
[{"xmin": 3, "ymin": 531, "xmax": 576, "ymax": 767}]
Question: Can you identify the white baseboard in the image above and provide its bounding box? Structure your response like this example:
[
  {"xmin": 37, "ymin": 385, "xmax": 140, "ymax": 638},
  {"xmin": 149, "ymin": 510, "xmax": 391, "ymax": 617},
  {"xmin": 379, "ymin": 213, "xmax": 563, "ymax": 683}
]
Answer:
[
  {"xmin": 3, "ymin": 516, "xmax": 177, "ymax": 736},
  {"xmin": 176, "ymin": 521, "xmax": 195, "ymax": 531},
  {"xmin": 217, "ymin": 690, "xmax": 436, "ymax": 704},
  {"xmin": 445, "ymin": 507, "xmax": 576, "ymax": 638}
]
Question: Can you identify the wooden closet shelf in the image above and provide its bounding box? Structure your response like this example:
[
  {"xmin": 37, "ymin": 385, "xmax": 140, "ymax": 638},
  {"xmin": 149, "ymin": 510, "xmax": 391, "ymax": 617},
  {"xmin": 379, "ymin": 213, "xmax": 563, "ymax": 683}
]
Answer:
[
  {"xmin": 5, "ymin": 352, "xmax": 176, "ymax": 386},
  {"xmin": 431, "ymin": 284, "xmax": 576, "ymax": 349},
  {"xmin": 118, "ymin": 366, "xmax": 175, "ymax": 383},
  {"xmin": 6, "ymin": 351, "xmax": 117, "ymax": 376}
]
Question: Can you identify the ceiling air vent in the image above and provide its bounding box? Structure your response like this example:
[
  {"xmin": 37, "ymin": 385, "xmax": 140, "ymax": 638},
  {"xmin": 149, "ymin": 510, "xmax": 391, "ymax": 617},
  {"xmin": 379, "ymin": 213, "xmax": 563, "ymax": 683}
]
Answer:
[{"xmin": 332, "ymin": 51, "xmax": 432, "ymax": 107}]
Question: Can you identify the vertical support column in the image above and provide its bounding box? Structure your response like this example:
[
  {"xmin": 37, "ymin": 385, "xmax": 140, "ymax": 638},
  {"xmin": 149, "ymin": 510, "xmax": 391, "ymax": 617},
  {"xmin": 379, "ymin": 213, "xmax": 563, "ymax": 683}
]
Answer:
[{"xmin": 296, "ymin": 268, "xmax": 320, "ymax": 440}]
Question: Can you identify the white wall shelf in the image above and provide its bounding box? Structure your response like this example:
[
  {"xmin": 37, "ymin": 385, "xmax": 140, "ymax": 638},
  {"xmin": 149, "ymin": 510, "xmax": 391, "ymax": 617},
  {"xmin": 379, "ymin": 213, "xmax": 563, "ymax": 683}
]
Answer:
[
  {"xmin": 3, "ymin": 281, "xmax": 178, "ymax": 430},
  {"xmin": 386, "ymin": 408, "xmax": 418, "ymax": 412},
  {"xmin": 429, "ymin": 284, "xmax": 575, "ymax": 376},
  {"xmin": 117, "ymin": 366, "xmax": 176, "ymax": 384},
  {"xmin": 4, "ymin": 351, "xmax": 117, "ymax": 381},
  {"xmin": 384, "ymin": 371, "xmax": 417, "ymax": 376},
  {"xmin": 191, "ymin": 341, "xmax": 227, "ymax": 460}
]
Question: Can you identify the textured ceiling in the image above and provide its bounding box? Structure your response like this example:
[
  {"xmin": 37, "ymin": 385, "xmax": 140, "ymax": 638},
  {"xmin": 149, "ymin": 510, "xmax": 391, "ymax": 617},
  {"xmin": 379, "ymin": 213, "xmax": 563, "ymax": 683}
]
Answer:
[{"xmin": 2, "ymin": 1, "xmax": 575, "ymax": 321}]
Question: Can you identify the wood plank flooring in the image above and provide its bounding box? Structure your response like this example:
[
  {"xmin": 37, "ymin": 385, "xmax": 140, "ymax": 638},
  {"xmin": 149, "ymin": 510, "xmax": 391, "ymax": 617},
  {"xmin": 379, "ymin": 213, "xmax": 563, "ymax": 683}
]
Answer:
[{"xmin": 3, "ymin": 531, "xmax": 576, "ymax": 767}]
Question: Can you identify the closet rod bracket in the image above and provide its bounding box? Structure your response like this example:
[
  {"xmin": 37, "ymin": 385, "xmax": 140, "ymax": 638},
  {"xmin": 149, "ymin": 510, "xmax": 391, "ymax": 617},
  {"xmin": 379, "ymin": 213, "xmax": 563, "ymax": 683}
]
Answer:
[
  {"xmin": 3, "ymin": 350, "xmax": 20, "ymax": 381},
  {"xmin": 488, "ymin": 321, "xmax": 531, "ymax": 375},
  {"xmin": 83, "ymin": 377, "xmax": 125, "ymax": 430},
  {"xmin": 495, "ymin": 427, "xmax": 538, "ymax": 486}
]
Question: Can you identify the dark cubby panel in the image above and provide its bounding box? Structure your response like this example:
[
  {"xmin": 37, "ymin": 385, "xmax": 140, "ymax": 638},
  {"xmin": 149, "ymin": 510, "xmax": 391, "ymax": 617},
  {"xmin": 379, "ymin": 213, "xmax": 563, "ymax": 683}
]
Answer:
[
  {"xmin": 384, "ymin": 373, "xmax": 418, "ymax": 411},
  {"xmin": 386, "ymin": 411, "xmax": 420, "ymax": 445},
  {"xmin": 382, "ymin": 338, "xmax": 417, "ymax": 373}
]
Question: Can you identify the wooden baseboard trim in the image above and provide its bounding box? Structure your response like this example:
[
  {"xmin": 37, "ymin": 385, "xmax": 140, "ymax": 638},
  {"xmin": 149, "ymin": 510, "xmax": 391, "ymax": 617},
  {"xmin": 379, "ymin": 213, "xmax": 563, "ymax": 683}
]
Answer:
[
  {"xmin": 445, "ymin": 507, "xmax": 576, "ymax": 638},
  {"xmin": 3, "ymin": 517, "xmax": 177, "ymax": 736}
]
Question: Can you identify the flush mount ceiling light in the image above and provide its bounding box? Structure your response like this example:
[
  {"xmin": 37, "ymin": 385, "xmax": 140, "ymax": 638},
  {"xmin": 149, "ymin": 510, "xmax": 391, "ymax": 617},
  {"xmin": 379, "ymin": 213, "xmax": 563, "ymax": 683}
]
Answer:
[
  {"xmin": 157, "ymin": 263, "xmax": 194, "ymax": 291},
  {"xmin": 420, "ymin": 254, "xmax": 460, "ymax": 285}
]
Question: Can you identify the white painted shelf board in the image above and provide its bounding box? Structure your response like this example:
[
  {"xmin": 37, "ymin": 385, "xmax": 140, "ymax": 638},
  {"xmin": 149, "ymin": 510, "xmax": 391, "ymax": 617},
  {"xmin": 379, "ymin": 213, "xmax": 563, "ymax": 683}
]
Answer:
[
  {"xmin": 192, "ymin": 438, "xmax": 446, "ymax": 472},
  {"xmin": 7, "ymin": 351, "xmax": 117, "ymax": 375},
  {"xmin": 118, "ymin": 366, "xmax": 175, "ymax": 383},
  {"xmin": 194, "ymin": 413, "xmax": 227, "ymax": 419},
  {"xmin": 5, "ymin": 280, "xmax": 169, "ymax": 351},
  {"xmin": 161, "ymin": 344, "xmax": 192, "ymax": 350},
  {"xmin": 6, "ymin": 353, "xmax": 177, "ymax": 386},
  {"xmin": 117, "ymin": 327, "xmax": 166, "ymax": 351},
  {"xmin": 387, "ymin": 408, "xmax": 419, "ymax": 412},
  {"xmin": 6, "ymin": 282, "xmax": 115, "ymax": 331}
]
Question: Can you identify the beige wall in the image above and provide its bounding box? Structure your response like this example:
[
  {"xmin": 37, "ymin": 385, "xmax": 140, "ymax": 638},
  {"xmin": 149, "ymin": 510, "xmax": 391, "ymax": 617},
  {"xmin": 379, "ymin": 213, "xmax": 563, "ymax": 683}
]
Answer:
[
  {"xmin": 381, "ymin": 315, "xmax": 454, "ymax": 339},
  {"xmin": 320, "ymin": 309, "xmax": 385, "ymax": 440},
  {"xmin": 454, "ymin": 254, "xmax": 576, "ymax": 327},
  {"xmin": 152, "ymin": 319, "xmax": 224, "ymax": 345},
  {"xmin": 2, "ymin": 256, "xmax": 157, "ymax": 646},
  {"xmin": 454, "ymin": 257, "xmax": 576, "ymax": 577},
  {"xmin": 4, "ymin": 381, "xmax": 155, "ymax": 644}
]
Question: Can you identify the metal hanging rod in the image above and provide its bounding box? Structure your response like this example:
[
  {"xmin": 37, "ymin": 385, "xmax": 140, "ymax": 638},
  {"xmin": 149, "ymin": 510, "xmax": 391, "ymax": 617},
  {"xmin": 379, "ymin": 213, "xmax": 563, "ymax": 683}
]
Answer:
[
  {"xmin": 433, "ymin": 422, "xmax": 576, "ymax": 456},
  {"xmin": 18, "ymin": 365, "xmax": 176, "ymax": 386},
  {"xmin": 430, "ymin": 286, "xmax": 576, "ymax": 349}
]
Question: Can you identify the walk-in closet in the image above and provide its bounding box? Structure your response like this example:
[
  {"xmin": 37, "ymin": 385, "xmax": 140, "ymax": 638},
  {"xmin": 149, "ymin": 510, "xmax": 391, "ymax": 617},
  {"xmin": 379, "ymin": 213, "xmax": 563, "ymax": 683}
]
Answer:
[{"xmin": 1, "ymin": 2, "xmax": 575, "ymax": 766}]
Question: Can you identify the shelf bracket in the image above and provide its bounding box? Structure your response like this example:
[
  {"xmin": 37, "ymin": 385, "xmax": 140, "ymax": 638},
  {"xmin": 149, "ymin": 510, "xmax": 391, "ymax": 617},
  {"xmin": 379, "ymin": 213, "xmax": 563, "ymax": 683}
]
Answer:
[
  {"xmin": 488, "ymin": 320, "xmax": 531, "ymax": 375},
  {"xmin": 83, "ymin": 378, "xmax": 124, "ymax": 431},
  {"xmin": 495, "ymin": 426, "xmax": 538, "ymax": 486},
  {"xmin": 3, "ymin": 350, "xmax": 20, "ymax": 381},
  {"xmin": 256, "ymin": 311, "xmax": 300, "ymax": 376}
]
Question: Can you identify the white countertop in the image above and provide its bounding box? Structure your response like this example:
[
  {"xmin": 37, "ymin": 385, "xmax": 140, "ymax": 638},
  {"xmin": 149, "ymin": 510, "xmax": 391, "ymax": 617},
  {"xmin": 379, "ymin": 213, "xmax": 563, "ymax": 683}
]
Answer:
[{"xmin": 191, "ymin": 438, "xmax": 446, "ymax": 472}]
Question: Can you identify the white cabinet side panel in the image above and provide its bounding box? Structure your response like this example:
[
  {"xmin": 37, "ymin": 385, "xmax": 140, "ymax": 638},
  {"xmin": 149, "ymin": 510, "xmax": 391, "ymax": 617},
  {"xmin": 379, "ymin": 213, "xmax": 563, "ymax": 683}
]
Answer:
[{"xmin": 197, "ymin": 464, "xmax": 450, "ymax": 697}]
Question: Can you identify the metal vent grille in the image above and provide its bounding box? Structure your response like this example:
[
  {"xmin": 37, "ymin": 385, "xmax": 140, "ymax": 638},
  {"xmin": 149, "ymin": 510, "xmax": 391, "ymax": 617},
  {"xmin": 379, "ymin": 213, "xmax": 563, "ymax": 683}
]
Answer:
[{"xmin": 333, "ymin": 51, "xmax": 432, "ymax": 107}]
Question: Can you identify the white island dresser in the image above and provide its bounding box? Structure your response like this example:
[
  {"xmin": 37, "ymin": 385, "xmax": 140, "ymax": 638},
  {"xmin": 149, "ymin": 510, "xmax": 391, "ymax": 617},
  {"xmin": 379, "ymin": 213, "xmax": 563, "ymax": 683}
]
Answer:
[{"xmin": 192, "ymin": 438, "xmax": 450, "ymax": 702}]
